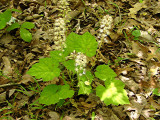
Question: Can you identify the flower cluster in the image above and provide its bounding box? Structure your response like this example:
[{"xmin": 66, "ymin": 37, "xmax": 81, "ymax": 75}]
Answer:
[
  {"xmin": 74, "ymin": 52, "xmax": 88, "ymax": 76},
  {"xmin": 97, "ymin": 15, "xmax": 113, "ymax": 44},
  {"xmin": 53, "ymin": 18, "xmax": 66, "ymax": 50}
]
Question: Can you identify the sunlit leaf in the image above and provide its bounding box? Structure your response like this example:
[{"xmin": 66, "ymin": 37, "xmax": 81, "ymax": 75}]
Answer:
[
  {"xmin": 66, "ymin": 32, "xmax": 98, "ymax": 57},
  {"xmin": 95, "ymin": 65, "xmax": 117, "ymax": 81},
  {"xmin": 27, "ymin": 58, "xmax": 61, "ymax": 81},
  {"xmin": 96, "ymin": 79, "xmax": 129, "ymax": 106}
]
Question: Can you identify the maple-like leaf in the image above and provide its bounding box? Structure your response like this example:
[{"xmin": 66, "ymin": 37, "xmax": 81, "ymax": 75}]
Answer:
[
  {"xmin": 95, "ymin": 65, "xmax": 117, "ymax": 81},
  {"xmin": 27, "ymin": 58, "xmax": 61, "ymax": 81},
  {"xmin": 66, "ymin": 32, "xmax": 98, "ymax": 57},
  {"xmin": 50, "ymin": 50, "xmax": 69, "ymax": 63},
  {"xmin": 62, "ymin": 60, "xmax": 76, "ymax": 73},
  {"xmin": 39, "ymin": 84, "xmax": 74, "ymax": 105},
  {"xmin": 96, "ymin": 79, "xmax": 129, "ymax": 106}
]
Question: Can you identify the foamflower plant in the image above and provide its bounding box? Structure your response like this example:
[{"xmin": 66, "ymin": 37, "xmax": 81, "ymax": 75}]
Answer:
[{"xmin": 27, "ymin": 32, "xmax": 130, "ymax": 106}]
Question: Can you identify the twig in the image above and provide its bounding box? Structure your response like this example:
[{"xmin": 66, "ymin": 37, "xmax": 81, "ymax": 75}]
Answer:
[{"xmin": 0, "ymin": 79, "xmax": 43, "ymax": 88}]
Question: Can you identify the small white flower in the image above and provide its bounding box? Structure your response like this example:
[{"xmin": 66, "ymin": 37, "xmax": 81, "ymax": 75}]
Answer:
[
  {"xmin": 75, "ymin": 68, "xmax": 78, "ymax": 72},
  {"xmin": 84, "ymin": 81, "xmax": 90, "ymax": 86},
  {"xmin": 59, "ymin": 53, "xmax": 62, "ymax": 56},
  {"xmin": 79, "ymin": 73, "xmax": 82, "ymax": 76}
]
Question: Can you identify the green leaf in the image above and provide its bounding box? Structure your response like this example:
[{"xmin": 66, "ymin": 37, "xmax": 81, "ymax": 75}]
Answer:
[
  {"xmin": 96, "ymin": 79, "xmax": 129, "ymax": 106},
  {"xmin": 2, "ymin": 9, "xmax": 12, "ymax": 22},
  {"xmin": 95, "ymin": 65, "xmax": 117, "ymax": 81},
  {"xmin": 0, "ymin": 17, "xmax": 7, "ymax": 29},
  {"xmin": 78, "ymin": 71, "xmax": 93, "ymax": 95},
  {"xmin": 21, "ymin": 22, "xmax": 35, "ymax": 29},
  {"xmin": 62, "ymin": 60, "xmax": 76, "ymax": 73},
  {"xmin": 20, "ymin": 28, "xmax": 32, "ymax": 42},
  {"xmin": 132, "ymin": 30, "xmax": 141, "ymax": 37},
  {"xmin": 152, "ymin": 88, "xmax": 160, "ymax": 96},
  {"xmin": 27, "ymin": 58, "xmax": 61, "ymax": 81},
  {"xmin": 50, "ymin": 50, "xmax": 66, "ymax": 63},
  {"xmin": 39, "ymin": 84, "xmax": 74, "ymax": 105},
  {"xmin": 0, "ymin": 9, "xmax": 12, "ymax": 29},
  {"xmin": 78, "ymin": 81, "xmax": 92, "ymax": 95},
  {"xmin": 7, "ymin": 22, "xmax": 20, "ymax": 31},
  {"xmin": 66, "ymin": 32, "xmax": 98, "ymax": 57}
]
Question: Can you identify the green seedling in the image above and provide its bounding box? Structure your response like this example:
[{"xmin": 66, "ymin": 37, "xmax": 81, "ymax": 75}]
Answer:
[
  {"xmin": 152, "ymin": 88, "xmax": 160, "ymax": 96},
  {"xmin": 0, "ymin": 9, "xmax": 34, "ymax": 42},
  {"xmin": 132, "ymin": 29, "xmax": 141, "ymax": 40},
  {"xmin": 27, "ymin": 32, "xmax": 129, "ymax": 106},
  {"xmin": 7, "ymin": 21, "xmax": 35, "ymax": 42},
  {"xmin": 0, "ymin": 9, "xmax": 21, "ymax": 29}
]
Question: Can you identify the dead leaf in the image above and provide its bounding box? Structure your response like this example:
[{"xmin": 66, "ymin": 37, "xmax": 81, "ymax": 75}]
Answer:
[
  {"xmin": 128, "ymin": 1, "xmax": 147, "ymax": 19},
  {"xmin": 19, "ymin": 74, "xmax": 34, "ymax": 85},
  {"xmin": 2, "ymin": 56, "xmax": 12, "ymax": 76},
  {"xmin": 48, "ymin": 111, "xmax": 60, "ymax": 120},
  {"xmin": 131, "ymin": 41, "xmax": 148, "ymax": 59},
  {"xmin": 0, "ymin": 34, "xmax": 12, "ymax": 44},
  {"xmin": 124, "ymin": 94, "xmax": 147, "ymax": 120}
]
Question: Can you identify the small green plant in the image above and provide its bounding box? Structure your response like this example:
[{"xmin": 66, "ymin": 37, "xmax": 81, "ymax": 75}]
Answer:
[
  {"xmin": 0, "ymin": 9, "xmax": 35, "ymax": 42},
  {"xmin": 7, "ymin": 21, "xmax": 35, "ymax": 42},
  {"xmin": 132, "ymin": 29, "xmax": 141, "ymax": 40},
  {"xmin": 152, "ymin": 88, "xmax": 160, "ymax": 96},
  {"xmin": 27, "ymin": 32, "xmax": 130, "ymax": 106}
]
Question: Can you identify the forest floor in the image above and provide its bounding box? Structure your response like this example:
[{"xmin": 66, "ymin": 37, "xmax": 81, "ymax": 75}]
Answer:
[{"xmin": 0, "ymin": 0, "xmax": 160, "ymax": 120}]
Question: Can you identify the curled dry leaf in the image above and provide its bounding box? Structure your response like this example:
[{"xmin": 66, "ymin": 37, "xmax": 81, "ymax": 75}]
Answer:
[
  {"xmin": 124, "ymin": 94, "xmax": 147, "ymax": 120},
  {"xmin": 2, "ymin": 56, "xmax": 12, "ymax": 76}
]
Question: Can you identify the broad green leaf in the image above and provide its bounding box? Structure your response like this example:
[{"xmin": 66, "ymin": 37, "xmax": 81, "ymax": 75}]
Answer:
[
  {"xmin": 7, "ymin": 22, "xmax": 20, "ymax": 31},
  {"xmin": 50, "ymin": 50, "xmax": 66, "ymax": 63},
  {"xmin": 96, "ymin": 79, "xmax": 129, "ymax": 106},
  {"xmin": 95, "ymin": 65, "xmax": 117, "ymax": 81},
  {"xmin": 78, "ymin": 81, "xmax": 92, "ymax": 95},
  {"xmin": 27, "ymin": 58, "xmax": 61, "ymax": 81},
  {"xmin": 2, "ymin": 9, "xmax": 12, "ymax": 22},
  {"xmin": 20, "ymin": 28, "xmax": 32, "ymax": 42},
  {"xmin": 21, "ymin": 22, "xmax": 35, "ymax": 29},
  {"xmin": 152, "ymin": 88, "xmax": 160, "ymax": 96},
  {"xmin": 39, "ymin": 84, "xmax": 74, "ymax": 105},
  {"xmin": 79, "ymin": 70, "xmax": 93, "ymax": 83},
  {"xmin": 78, "ymin": 71, "xmax": 93, "ymax": 95},
  {"xmin": 0, "ymin": 17, "xmax": 7, "ymax": 29},
  {"xmin": 132, "ymin": 30, "xmax": 141, "ymax": 37},
  {"xmin": 62, "ymin": 60, "xmax": 76, "ymax": 73},
  {"xmin": 66, "ymin": 32, "xmax": 98, "ymax": 57},
  {"xmin": 0, "ymin": 9, "xmax": 12, "ymax": 29}
]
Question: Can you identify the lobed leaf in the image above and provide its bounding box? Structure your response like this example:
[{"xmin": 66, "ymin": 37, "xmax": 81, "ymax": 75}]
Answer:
[
  {"xmin": 50, "ymin": 50, "xmax": 67, "ymax": 63},
  {"xmin": 95, "ymin": 65, "xmax": 117, "ymax": 81},
  {"xmin": 62, "ymin": 60, "xmax": 76, "ymax": 73},
  {"xmin": 96, "ymin": 79, "xmax": 129, "ymax": 106},
  {"xmin": 27, "ymin": 58, "xmax": 60, "ymax": 81},
  {"xmin": 66, "ymin": 32, "xmax": 98, "ymax": 57},
  {"xmin": 39, "ymin": 84, "xmax": 74, "ymax": 105}
]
